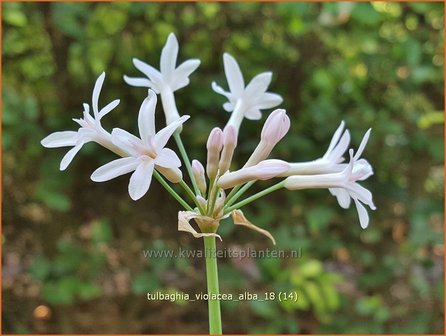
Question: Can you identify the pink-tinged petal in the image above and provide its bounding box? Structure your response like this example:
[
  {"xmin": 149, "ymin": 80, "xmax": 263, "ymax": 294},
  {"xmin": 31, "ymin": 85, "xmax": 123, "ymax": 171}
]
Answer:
[
  {"xmin": 157, "ymin": 166, "xmax": 182, "ymax": 183},
  {"xmin": 223, "ymin": 53, "xmax": 245, "ymax": 94},
  {"xmin": 41, "ymin": 131, "xmax": 78, "ymax": 148},
  {"xmin": 153, "ymin": 115, "xmax": 190, "ymax": 151},
  {"xmin": 98, "ymin": 99, "xmax": 120, "ymax": 119},
  {"xmin": 60, "ymin": 143, "xmax": 83, "ymax": 171},
  {"xmin": 244, "ymin": 72, "xmax": 272, "ymax": 97},
  {"xmin": 171, "ymin": 59, "xmax": 200, "ymax": 91},
  {"xmin": 354, "ymin": 128, "xmax": 371, "ymax": 160},
  {"xmin": 353, "ymin": 198, "xmax": 369, "ymax": 229},
  {"xmin": 91, "ymin": 157, "xmax": 139, "ymax": 182},
  {"xmin": 92, "ymin": 72, "xmax": 106, "ymax": 117},
  {"xmin": 111, "ymin": 128, "xmax": 141, "ymax": 156},
  {"xmin": 254, "ymin": 159, "xmax": 290, "ymax": 179},
  {"xmin": 133, "ymin": 58, "xmax": 163, "ymax": 84},
  {"xmin": 160, "ymin": 33, "xmax": 179, "ymax": 81},
  {"xmin": 155, "ymin": 148, "xmax": 181, "ymax": 168},
  {"xmin": 138, "ymin": 90, "xmax": 157, "ymax": 144},
  {"xmin": 128, "ymin": 160, "xmax": 155, "ymax": 200},
  {"xmin": 256, "ymin": 92, "xmax": 283, "ymax": 109},
  {"xmin": 123, "ymin": 76, "xmax": 156, "ymax": 90}
]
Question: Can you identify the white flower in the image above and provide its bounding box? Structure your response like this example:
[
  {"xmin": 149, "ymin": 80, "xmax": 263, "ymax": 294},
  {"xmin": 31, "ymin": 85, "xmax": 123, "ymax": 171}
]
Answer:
[
  {"xmin": 282, "ymin": 121, "xmax": 351, "ymax": 176},
  {"xmin": 41, "ymin": 72, "xmax": 124, "ymax": 170},
  {"xmin": 284, "ymin": 149, "xmax": 376, "ymax": 229},
  {"xmin": 90, "ymin": 90, "xmax": 189, "ymax": 200},
  {"xmin": 124, "ymin": 33, "xmax": 200, "ymax": 125},
  {"xmin": 212, "ymin": 53, "xmax": 283, "ymax": 131}
]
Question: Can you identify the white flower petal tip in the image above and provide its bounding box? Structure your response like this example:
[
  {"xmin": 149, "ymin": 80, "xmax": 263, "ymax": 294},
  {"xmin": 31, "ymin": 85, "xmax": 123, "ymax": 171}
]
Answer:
[
  {"xmin": 178, "ymin": 211, "xmax": 222, "ymax": 241},
  {"xmin": 215, "ymin": 53, "xmax": 282, "ymax": 131},
  {"xmin": 231, "ymin": 210, "xmax": 276, "ymax": 245},
  {"xmin": 125, "ymin": 33, "xmax": 199, "ymax": 93}
]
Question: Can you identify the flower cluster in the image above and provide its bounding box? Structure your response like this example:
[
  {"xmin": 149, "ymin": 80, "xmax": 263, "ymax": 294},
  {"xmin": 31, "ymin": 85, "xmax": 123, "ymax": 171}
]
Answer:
[{"xmin": 42, "ymin": 33, "xmax": 376, "ymax": 243}]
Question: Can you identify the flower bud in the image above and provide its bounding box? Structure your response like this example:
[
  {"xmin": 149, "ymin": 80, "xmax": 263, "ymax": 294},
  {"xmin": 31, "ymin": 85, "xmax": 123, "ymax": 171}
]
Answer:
[
  {"xmin": 218, "ymin": 125, "xmax": 238, "ymax": 174},
  {"xmin": 213, "ymin": 190, "xmax": 226, "ymax": 218},
  {"xmin": 218, "ymin": 159, "xmax": 289, "ymax": 189},
  {"xmin": 206, "ymin": 127, "xmax": 223, "ymax": 180},
  {"xmin": 196, "ymin": 195, "xmax": 208, "ymax": 209},
  {"xmin": 157, "ymin": 166, "xmax": 182, "ymax": 183},
  {"xmin": 192, "ymin": 159, "xmax": 207, "ymax": 195},
  {"xmin": 244, "ymin": 109, "xmax": 290, "ymax": 167}
]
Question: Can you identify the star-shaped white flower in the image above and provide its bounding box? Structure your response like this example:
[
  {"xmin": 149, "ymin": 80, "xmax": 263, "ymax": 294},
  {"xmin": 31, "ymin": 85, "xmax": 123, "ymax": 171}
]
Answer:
[
  {"xmin": 284, "ymin": 147, "xmax": 376, "ymax": 229},
  {"xmin": 41, "ymin": 72, "xmax": 123, "ymax": 170},
  {"xmin": 212, "ymin": 53, "xmax": 283, "ymax": 131},
  {"xmin": 90, "ymin": 90, "xmax": 189, "ymax": 200},
  {"xmin": 123, "ymin": 33, "xmax": 200, "ymax": 125}
]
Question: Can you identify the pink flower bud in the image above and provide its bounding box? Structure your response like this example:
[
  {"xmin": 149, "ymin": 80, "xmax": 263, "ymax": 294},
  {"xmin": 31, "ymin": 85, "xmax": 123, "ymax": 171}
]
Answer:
[
  {"xmin": 206, "ymin": 127, "xmax": 223, "ymax": 180},
  {"xmin": 244, "ymin": 109, "xmax": 290, "ymax": 167},
  {"xmin": 218, "ymin": 125, "xmax": 238, "ymax": 174},
  {"xmin": 192, "ymin": 159, "xmax": 207, "ymax": 195},
  {"xmin": 218, "ymin": 159, "xmax": 289, "ymax": 189},
  {"xmin": 261, "ymin": 109, "xmax": 290, "ymax": 144}
]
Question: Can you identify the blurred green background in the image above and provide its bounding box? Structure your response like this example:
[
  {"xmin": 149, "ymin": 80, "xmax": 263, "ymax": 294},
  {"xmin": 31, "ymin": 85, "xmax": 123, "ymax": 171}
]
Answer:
[{"xmin": 2, "ymin": 2, "xmax": 444, "ymax": 334}]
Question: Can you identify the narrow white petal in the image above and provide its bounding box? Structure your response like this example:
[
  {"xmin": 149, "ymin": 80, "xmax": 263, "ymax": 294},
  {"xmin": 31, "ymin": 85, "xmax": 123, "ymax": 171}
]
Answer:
[
  {"xmin": 41, "ymin": 131, "xmax": 78, "ymax": 148},
  {"xmin": 92, "ymin": 72, "xmax": 106, "ymax": 117},
  {"xmin": 111, "ymin": 128, "xmax": 141, "ymax": 156},
  {"xmin": 354, "ymin": 128, "xmax": 371, "ymax": 160},
  {"xmin": 255, "ymin": 92, "xmax": 283, "ymax": 109},
  {"xmin": 223, "ymin": 102, "xmax": 234, "ymax": 112},
  {"xmin": 98, "ymin": 99, "xmax": 120, "ymax": 119},
  {"xmin": 329, "ymin": 130, "xmax": 350, "ymax": 162},
  {"xmin": 353, "ymin": 198, "xmax": 369, "ymax": 229},
  {"xmin": 91, "ymin": 157, "xmax": 139, "ymax": 182},
  {"xmin": 138, "ymin": 90, "xmax": 157, "ymax": 144},
  {"xmin": 211, "ymin": 81, "xmax": 232, "ymax": 99},
  {"xmin": 153, "ymin": 115, "xmax": 190, "ymax": 151},
  {"xmin": 223, "ymin": 53, "xmax": 245, "ymax": 94},
  {"xmin": 171, "ymin": 59, "xmax": 200, "ymax": 91},
  {"xmin": 155, "ymin": 148, "xmax": 181, "ymax": 168},
  {"xmin": 83, "ymin": 103, "xmax": 90, "ymax": 114},
  {"xmin": 243, "ymin": 107, "xmax": 262, "ymax": 120},
  {"xmin": 128, "ymin": 160, "xmax": 155, "ymax": 200},
  {"xmin": 123, "ymin": 76, "xmax": 156, "ymax": 90},
  {"xmin": 160, "ymin": 33, "xmax": 179, "ymax": 81},
  {"xmin": 347, "ymin": 182, "xmax": 375, "ymax": 210},
  {"xmin": 324, "ymin": 121, "xmax": 345, "ymax": 158},
  {"xmin": 133, "ymin": 58, "xmax": 163, "ymax": 83},
  {"xmin": 60, "ymin": 143, "xmax": 83, "ymax": 170},
  {"xmin": 244, "ymin": 72, "xmax": 272, "ymax": 97},
  {"xmin": 329, "ymin": 187, "xmax": 351, "ymax": 209}
]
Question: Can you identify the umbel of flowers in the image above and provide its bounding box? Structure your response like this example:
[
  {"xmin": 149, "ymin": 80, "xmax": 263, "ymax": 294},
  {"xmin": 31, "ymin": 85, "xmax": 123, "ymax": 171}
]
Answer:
[{"xmin": 41, "ymin": 33, "xmax": 375, "ymax": 334}]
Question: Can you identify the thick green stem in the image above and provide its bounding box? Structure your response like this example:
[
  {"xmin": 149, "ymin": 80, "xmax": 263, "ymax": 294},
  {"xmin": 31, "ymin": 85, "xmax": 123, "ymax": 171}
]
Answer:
[
  {"xmin": 224, "ymin": 181, "xmax": 285, "ymax": 214},
  {"xmin": 203, "ymin": 236, "xmax": 222, "ymax": 335},
  {"xmin": 153, "ymin": 171, "xmax": 193, "ymax": 211},
  {"xmin": 174, "ymin": 132, "xmax": 202, "ymax": 196}
]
